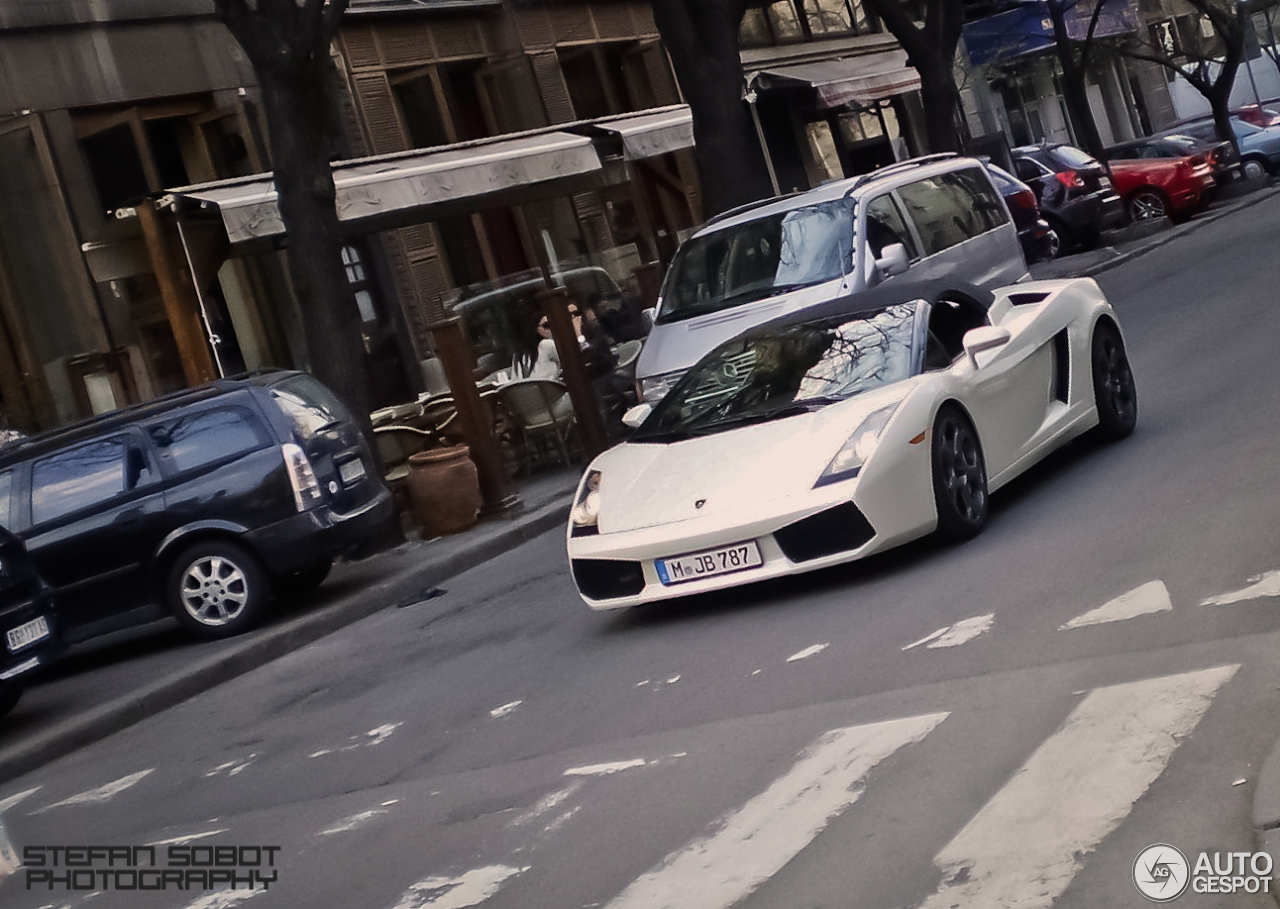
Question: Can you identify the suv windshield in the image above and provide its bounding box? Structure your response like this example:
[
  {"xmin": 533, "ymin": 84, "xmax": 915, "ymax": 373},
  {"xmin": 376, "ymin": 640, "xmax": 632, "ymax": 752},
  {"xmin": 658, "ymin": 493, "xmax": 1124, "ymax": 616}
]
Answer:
[
  {"xmin": 657, "ymin": 199, "xmax": 854, "ymax": 324},
  {"xmin": 634, "ymin": 301, "xmax": 920, "ymax": 442}
]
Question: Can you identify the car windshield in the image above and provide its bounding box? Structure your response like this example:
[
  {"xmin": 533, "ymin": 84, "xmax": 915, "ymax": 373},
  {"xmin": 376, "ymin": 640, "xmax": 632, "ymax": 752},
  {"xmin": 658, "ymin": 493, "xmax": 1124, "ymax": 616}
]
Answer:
[
  {"xmin": 657, "ymin": 199, "xmax": 855, "ymax": 324},
  {"xmin": 633, "ymin": 301, "xmax": 920, "ymax": 442}
]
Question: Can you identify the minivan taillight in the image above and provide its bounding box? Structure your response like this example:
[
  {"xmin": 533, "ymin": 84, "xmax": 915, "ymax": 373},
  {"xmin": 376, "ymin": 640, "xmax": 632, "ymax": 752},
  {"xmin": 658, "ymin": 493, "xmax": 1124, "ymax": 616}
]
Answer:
[{"xmin": 282, "ymin": 443, "xmax": 323, "ymax": 512}]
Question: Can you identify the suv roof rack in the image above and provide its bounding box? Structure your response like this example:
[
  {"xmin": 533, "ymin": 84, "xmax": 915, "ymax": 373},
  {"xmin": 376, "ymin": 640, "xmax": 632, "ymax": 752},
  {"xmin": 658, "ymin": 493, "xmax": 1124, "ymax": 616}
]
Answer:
[{"xmin": 703, "ymin": 153, "xmax": 965, "ymax": 228}]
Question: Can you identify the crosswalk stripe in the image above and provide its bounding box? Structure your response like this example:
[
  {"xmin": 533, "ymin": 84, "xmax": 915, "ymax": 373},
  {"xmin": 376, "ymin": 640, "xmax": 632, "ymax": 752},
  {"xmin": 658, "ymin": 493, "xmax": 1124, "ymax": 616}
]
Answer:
[
  {"xmin": 917, "ymin": 664, "xmax": 1238, "ymax": 909},
  {"xmin": 1060, "ymin": 580, "xmax": 1172, "ymax": 629},
  {"xmin": 602, "ymin": 711, "xmax": 949, "ymax": 909}
]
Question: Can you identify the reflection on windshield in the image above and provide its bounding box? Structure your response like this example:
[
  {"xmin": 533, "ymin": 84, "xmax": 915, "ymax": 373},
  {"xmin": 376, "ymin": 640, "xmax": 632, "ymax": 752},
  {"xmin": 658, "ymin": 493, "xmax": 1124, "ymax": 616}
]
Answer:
[
  {"xmin": 657, "ymin": 200, "xmax": 854, "ymax": 323},
  {"xmin": 634, "ymin": 302, "xmax": 919, "ymax": 441}
]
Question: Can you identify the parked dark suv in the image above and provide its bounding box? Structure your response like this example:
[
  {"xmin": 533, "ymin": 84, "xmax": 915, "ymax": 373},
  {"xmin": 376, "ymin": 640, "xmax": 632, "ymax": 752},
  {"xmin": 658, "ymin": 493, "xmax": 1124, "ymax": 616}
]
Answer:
[
  {"xmin": 0, "ymin": 371, "xmax": 393, "ymax": 642},
  {"xmin": 1012, "ymin": 143, "xmax": 1125, "ymax": 252},
  {"xmin": 0, "ymin": 525, "xmax": 60, "ymax": 717}
]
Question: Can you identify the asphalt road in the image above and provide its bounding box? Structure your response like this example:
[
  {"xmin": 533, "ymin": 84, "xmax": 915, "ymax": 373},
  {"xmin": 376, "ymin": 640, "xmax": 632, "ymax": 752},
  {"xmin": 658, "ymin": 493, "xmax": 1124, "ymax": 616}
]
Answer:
[{"xmin": 2, "ymin": 195, "xmax": 1280, "ymax": 909}]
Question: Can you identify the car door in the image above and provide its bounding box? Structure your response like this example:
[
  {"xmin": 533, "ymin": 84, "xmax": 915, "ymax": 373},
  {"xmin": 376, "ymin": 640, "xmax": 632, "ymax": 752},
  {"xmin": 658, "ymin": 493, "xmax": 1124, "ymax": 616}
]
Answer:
[
  {"xmin": 21, "ymin": 429, "xmax": 168, "ymax": 637},
  {"xmin": 931, "ymin": 298, "xmax": 1058, "ymax": 483}
]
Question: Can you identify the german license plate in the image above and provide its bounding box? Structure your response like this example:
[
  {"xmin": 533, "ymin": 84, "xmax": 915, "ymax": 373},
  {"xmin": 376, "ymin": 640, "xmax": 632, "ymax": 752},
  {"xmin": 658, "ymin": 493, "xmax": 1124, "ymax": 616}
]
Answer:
[
  {"xmin": 339, "ymin": 458, "xmax": 366, "ymax": 484},
  {"xmin": 656, "ymin": 540, "xmax": 763, "ymax": 585},
  {"xmin": 6, "ymin": 615, "xmax": 50, "ymax": 653}
]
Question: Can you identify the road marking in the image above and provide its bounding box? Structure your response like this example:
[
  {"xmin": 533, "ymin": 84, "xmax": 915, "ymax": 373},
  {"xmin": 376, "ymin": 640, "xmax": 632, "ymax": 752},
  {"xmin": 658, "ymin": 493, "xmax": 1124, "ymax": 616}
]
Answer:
[
  {"xmin": 917, "ymin": 664, "xmax": 1238, "ymax": 909},
  {"xmin": 178, "ymin": 890, "xmax": 265, "ymax": 908},
  {"xmin": 1060, "ymin": 580, "xmax": 1172, "ymax": 629},
  {"xmin": 902, "ymin": 614, "xmax": 994, "ymax": 651},
  {"xmin": 602, "ymin": 712, "xmax": 949, "ymax": 909},
  {"xmin": 0, "ymin": 786, "xmax": 40, "ymax": 813},
  {"xmin": 508, "ymin": 782, "xmax": 585, "ymax": 828},
  {"xmin": 786, "ymin": 643, "xmax": 829, "ymax": 662},
  {"xmin": 320, "ymin": 808, "xmax": 391, "ymax": 835},
  {"xmin": 1201, "ymin": 568, "xmax": 1280, "ymax": 606},
  {"xmin": 565, "ymin": 758, "xmax": 647, "ymax": 777},
  {"xmin": 489, "ymin": 701, "xmax": 523, "ymax": 718},
  {"xmin": 31, "ymin": 769, "xmax": 154, "ymax": 814},
  {"xmin": 147, "ymin": 829, "xmax": 229, "ymax": 846},
  {"xmin": 391, "ymin": 864, "xmax": 529, "ymax": 909},
  {"xmin": 310, "ymin": 722, "xmax": 403, "ymax": 757},
  {"xmin": 204, "ymin": 754, "xmax": 259, "ymax": 777}
]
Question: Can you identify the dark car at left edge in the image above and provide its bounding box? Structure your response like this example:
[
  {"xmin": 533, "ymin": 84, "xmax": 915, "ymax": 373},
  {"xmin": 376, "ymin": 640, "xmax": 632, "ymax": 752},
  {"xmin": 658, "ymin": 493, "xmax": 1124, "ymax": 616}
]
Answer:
[
  {"xmin": 0, "ymin": 524, "xmax": 61, "ymax": 717},
  {"xmin": 0, "ymin": 370, "xmax": 394, "ymax": 644}
]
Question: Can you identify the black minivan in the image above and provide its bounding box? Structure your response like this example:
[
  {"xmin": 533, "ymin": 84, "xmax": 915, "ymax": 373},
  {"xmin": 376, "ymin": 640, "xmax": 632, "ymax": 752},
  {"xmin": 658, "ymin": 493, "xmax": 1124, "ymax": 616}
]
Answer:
[{"xmin": 0, "ymin": 371, "xmax": 393, "ymax": 642}]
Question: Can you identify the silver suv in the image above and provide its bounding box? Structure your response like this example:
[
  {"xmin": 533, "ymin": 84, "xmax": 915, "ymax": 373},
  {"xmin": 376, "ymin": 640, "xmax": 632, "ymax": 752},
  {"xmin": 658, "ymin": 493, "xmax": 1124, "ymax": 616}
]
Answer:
[{"xmin": 635, "ymin": 154, "xmax": 1028, "ymax": 402}]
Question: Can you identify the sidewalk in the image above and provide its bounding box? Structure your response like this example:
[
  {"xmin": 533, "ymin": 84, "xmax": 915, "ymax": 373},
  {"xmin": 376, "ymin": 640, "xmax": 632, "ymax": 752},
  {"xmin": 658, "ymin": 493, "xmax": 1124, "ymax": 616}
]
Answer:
[{"xmin": 3, "ymin": 176, "xmax": 1279, "ymax": 793}]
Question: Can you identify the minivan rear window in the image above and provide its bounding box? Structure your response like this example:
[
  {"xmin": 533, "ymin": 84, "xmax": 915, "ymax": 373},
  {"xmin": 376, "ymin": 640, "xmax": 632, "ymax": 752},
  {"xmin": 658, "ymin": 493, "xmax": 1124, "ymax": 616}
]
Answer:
[
  {"xmin": 269, "ymin": 374, "xmax": 351, "ymax": 439},
  {"xmin": 658, "ymin": 199, "xmax": 855, "ymax": 324}
]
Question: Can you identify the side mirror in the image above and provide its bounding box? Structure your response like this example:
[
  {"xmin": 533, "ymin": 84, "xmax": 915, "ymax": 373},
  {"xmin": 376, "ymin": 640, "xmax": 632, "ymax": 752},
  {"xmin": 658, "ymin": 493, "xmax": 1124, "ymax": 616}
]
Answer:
[
  {"xmin": 641, "ymin": 307, "xmax": 657, "ymax": 331},
  {"xmin": 622, "ymin": 403, "xmax": 652, "ymax": 429},
  {"xmin": 875, "ymin": 243, "xmax": 910, "ymax": 279},
  {"xmin": 962, "ymin": 326, "xmax": 1012, "ymax": 368}
]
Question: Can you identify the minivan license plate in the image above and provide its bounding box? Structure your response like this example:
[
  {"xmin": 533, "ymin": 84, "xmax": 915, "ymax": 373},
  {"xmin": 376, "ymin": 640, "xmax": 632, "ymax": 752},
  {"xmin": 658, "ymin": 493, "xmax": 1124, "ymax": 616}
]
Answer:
[
  {"xmin": 338, "ymin": 458, "xmax": 366, "ymax": 484},
  {"xmin": 6, "ymin": 616, "xmax": 50, "ymax": 653},
  {"xmin": 656, "ymin": 540, "xmax": 763, "ymax": 585}
]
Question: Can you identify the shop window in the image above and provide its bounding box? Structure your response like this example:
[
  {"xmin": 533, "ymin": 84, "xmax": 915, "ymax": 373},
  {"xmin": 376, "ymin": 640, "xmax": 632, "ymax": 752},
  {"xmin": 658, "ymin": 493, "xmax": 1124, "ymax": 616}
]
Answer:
[
  {"xmin": 393, "ymin": 60, "xmax": 490, "ymax": 150},
  {"xmin": 342, "ymin": 245, "xmax": 379, "ymax": 326},
  {"xmin": 394, "ymin": 71, "xmax": 452, "ymax": 149},
  {"xmin": 742, "ymin": 0, "xmax": 875, "ymax": 44},
  {"xmin": 76, "ymin": 107, "xmax": 200, "ymax": 217},
  {"xmin": 559, "ymin": 44, "xmax": 649, "ymax": 119},
  {"xmin": 436, "ymin": 216, "xmax": 489, "ymax": 288},
  {"xmin": 81, "ymin": 125, "xmax": 150, "ymax": 213}
]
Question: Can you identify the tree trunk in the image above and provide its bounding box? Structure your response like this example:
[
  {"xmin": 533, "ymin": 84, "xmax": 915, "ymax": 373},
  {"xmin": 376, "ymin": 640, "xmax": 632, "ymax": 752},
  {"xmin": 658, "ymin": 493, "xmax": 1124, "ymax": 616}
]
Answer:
[
  {"xmin": 256, "ymin": 61, "xmax": 372, "ymax": 428},
  {"xmin": 649, "ymin": 0, "xmax": 774, "ymax": 215}
]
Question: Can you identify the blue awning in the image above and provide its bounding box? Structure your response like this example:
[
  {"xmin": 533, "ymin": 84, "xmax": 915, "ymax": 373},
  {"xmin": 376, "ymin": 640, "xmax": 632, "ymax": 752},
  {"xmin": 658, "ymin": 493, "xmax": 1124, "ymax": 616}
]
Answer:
[{"xmin": 963, "ymin": 0, "xmax": 1137, "ymax": 67}]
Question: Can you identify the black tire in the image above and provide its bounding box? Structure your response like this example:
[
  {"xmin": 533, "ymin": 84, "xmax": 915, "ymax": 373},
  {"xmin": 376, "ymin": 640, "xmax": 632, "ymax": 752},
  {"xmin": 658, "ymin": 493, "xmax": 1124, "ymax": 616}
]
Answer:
[
  {"xmin": 1243, "ymin": 157, "xmax": 1269, "ymax": 180},
  {"xmin": 931, "ymin": 405, "xmax": 989, "ymax": 541},
  {"xmin": 1128, "ymin": 189, "xmax": 1169, "ymax": 223},
  {"xmin": 166, "ymin": 541, "xmax": 269, "ymax": 640},
  {"xmin": 1044, "ymin": 216, "xmax": 1073, "ymax": 256},
  {"xmin": 0, "ymin": 681, "xmax": 23, "ymax": 718},
  {"xmin": 1091, "ymin": 322, "xmax": 1138, "ymax": 440},
  {"xmin": 276, "ymin": 558, "xmax": 333, "ymax": 598}
]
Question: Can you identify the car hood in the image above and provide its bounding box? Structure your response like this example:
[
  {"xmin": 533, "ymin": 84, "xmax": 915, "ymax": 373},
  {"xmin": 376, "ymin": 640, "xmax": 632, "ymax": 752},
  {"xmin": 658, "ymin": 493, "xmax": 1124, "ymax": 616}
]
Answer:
[
  {"xmin": 593, "ymin": 387, "xmax": 910, "ymax": 534},
  {"xmin": 636, "ymin": 278, "xmax": 851, "ymax": 382}
]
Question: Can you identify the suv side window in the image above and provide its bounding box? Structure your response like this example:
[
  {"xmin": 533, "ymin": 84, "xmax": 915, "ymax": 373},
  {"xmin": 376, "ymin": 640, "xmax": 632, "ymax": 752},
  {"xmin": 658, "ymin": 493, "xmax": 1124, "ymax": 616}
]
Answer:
[
  {"xmin": 148, "ymin": 406, "xmax": 272, "ymax": 473},
  {"xmin": 863, "ymin": 194, "xmax": 920, "ymax": 260},
  {"xmin": 270, "ymin": 374, "xmax": 350, "ymax": 440},
  {"xmin": 31, "ymin": 436, "xmax": 151, "ymax": 525},
  {"xmin": 897, "ymin": 170, "xmax": 1003, "ymax": 256}
]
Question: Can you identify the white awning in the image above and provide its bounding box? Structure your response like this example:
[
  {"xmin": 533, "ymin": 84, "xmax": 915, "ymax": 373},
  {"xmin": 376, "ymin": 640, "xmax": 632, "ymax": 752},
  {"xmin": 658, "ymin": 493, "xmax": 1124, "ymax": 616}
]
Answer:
[
  {"xmin": 590, "ymin": 107, "xmax": 695, "ymax": 160},
  {"xmin": 168, "ymin": 131, "xmax": 602, "ymax": 245},
  {"xmin": 755, "ymin": 50, "xmax": 921, "ymax": 109}
]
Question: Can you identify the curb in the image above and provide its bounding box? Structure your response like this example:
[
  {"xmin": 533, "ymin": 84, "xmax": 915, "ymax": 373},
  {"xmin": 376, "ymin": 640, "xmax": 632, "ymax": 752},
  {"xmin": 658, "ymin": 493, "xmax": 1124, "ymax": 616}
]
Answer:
[{"xmin": 0, "ymin": 497, "xmax": 571, "ymax": 781}]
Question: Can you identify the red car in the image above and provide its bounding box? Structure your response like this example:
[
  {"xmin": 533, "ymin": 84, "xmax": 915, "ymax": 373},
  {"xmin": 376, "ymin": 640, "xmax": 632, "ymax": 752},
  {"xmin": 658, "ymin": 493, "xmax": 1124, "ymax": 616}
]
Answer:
[
  {"xmin": 1102, "ymin": 144, "xmax": 1216, "ymax": 223},
  {"xmin": 1233, "ymin": 104, "xmax": 1280, "ymax": 128}
]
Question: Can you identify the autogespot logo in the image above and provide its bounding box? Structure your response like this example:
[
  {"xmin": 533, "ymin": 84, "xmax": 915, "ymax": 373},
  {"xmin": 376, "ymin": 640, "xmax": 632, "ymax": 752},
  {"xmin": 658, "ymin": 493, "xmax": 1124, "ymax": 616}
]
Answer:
[{"xmin": 1134, "ymin": 844, "xmax": 1190, "ymax": 901}]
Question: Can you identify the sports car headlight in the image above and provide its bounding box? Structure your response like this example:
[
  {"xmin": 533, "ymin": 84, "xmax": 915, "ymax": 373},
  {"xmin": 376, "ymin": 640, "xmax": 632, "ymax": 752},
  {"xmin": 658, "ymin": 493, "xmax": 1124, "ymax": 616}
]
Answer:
[
  {"xmin": 814, "ymin": 404, "xmax": 899, "ymax": 488},
  {"xmin": 571, "ymin": 470, "xmax": 603, "ymax": 530}
]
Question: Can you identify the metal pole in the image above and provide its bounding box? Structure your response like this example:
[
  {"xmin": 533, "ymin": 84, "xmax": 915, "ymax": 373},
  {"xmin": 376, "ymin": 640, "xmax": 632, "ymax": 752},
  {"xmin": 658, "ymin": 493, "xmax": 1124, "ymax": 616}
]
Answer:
[{"xmin": 745, "ymin": 81, "xmax": 781, "ymax": 197}]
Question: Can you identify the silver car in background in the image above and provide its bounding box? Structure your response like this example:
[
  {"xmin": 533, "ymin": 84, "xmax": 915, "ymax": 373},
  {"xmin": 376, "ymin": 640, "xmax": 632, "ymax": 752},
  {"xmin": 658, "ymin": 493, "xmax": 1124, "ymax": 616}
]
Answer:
[{"xmin": 634, "ymin": 154, "xmax": 1029, "ymax": 403}]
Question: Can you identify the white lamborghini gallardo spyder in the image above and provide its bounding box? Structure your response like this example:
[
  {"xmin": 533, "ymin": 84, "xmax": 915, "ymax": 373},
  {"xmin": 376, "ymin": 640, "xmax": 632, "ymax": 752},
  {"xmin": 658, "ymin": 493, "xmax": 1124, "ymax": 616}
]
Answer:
[{"xmin": 567, "ymin": 277, "xmax": 1137, "ymax": 609}]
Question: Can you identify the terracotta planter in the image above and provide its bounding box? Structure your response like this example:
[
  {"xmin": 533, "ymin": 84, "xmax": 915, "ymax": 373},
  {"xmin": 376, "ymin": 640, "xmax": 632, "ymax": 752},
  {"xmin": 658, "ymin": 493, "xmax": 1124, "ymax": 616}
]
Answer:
[{"xmin": 407, "ymin": 445, "xmax": 481, "ymax": 536}]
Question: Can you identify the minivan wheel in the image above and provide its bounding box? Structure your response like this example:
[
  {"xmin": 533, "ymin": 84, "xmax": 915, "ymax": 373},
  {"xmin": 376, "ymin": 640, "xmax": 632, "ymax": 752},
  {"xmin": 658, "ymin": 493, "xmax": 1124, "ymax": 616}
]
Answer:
[
  {"xmin": 1243, "ymin": 157, "xmax": 1268, "ymax": 180},
  {"xmin": 167, "ymin": 541, "xmax": 269, "ymax": 639}
]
